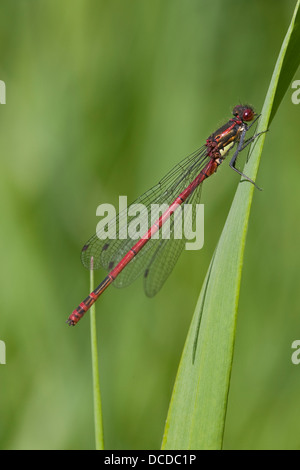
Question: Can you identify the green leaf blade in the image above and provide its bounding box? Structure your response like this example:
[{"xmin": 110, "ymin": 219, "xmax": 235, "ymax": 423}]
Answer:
[{"xmin": 162, "ymin": 0, "xmax": 300, "ymax": 450}]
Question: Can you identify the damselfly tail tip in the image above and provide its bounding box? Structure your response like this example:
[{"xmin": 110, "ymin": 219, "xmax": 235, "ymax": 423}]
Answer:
[{"xmin": 66, "ymin": 310, "xmax": 80, "ymax": 326}]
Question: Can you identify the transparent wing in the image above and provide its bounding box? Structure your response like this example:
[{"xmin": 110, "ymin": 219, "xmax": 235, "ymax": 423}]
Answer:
[
  {"xmin": 108, "ymin": 184, "xmax": 202, "ymax": 290},
  {"xmin": 81, "ymin": 145, "xmax": 209, "ymax": 289},
  {"xmin": 143, "ymin": 183, "xmax": 203, "ymax": 297}
]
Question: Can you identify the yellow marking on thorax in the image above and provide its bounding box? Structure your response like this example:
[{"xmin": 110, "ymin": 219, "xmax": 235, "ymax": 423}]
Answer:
[{"xmin": 219, "ymin": 140, "xmax": 235, "ymax": 158}]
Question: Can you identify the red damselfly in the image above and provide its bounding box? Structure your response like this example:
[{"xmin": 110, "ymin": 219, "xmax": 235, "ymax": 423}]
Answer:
[{"xmin": 67, "ymin": 104, "xmax": 265, "ymax": 326}]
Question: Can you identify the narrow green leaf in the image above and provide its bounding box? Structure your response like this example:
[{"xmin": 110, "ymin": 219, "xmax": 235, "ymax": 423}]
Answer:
[
  {"xmin": 162, "ymin": 1, "xmax": 300, "ymax": 450},
  {"xmin": 90, "ymin": 261, "xmax": 105, "ymax": 450}
]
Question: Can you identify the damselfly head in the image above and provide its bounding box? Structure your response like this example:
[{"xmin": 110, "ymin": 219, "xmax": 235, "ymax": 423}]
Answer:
[{"xmin": 232, "ymin": 105, "xmax": 255, "ymax": 122}]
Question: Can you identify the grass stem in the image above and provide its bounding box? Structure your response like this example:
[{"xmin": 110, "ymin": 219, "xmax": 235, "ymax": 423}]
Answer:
[{"xmin": 90, "ymin": 258, "xmax": 105, "ymax": 450}]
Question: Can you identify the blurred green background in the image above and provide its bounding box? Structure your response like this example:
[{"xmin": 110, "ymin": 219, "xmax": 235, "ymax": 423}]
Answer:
[{"xmin": 0, "ymin": 0, "xmax": 300, "ymax": 450}]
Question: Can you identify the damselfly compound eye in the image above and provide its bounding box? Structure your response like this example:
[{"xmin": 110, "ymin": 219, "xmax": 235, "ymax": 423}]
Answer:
[
  {"xmin": 232, "ymin": 105, "xmax": 255, "ymax": 121},
  {"xmin": 242, "ymin": 108, "xmax": 255, "ymax": 122}
]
